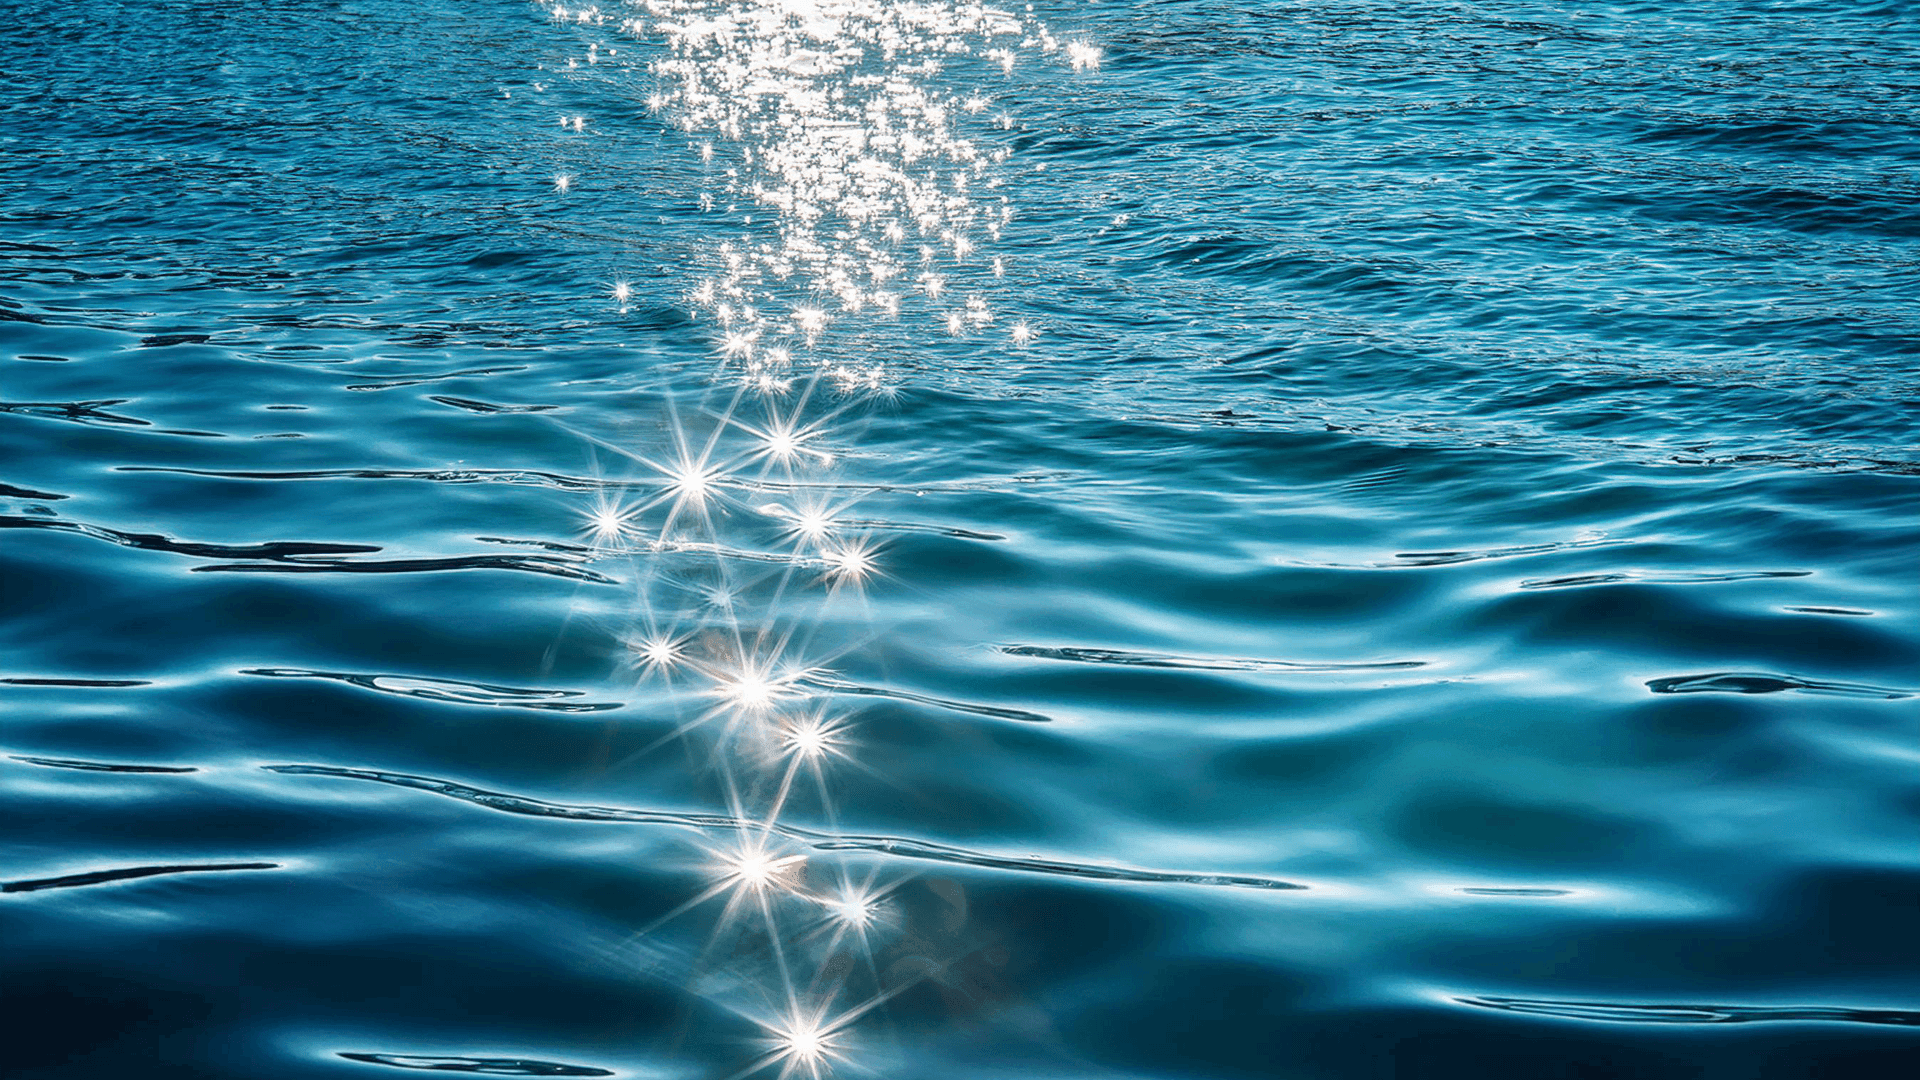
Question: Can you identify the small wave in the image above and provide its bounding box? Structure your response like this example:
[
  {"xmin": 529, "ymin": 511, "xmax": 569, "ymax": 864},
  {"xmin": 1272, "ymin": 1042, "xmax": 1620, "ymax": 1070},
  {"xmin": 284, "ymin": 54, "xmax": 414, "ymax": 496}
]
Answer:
[
  {"xmin": 194, "ymin": 553, "xmax": 615, "ymax": 584},
  {"xmin": 337, "ymin": 1053, "xmax": 612, "ymax": 1076},
  {"xmin": 796, "ymin": 673, "xmax": 1054, "ymax": 723},
  {"xmin": 1337, "ymin": 463, "xmax": 1408, "ymax": 494},
  {"xmin": 0, "ymin": 482, "xmax": 68, "ymax": 500},
  {"xmin": 0, "ymin": 513, "xmax": 616, "ymax": 584},
  {"xmin": 839, "ymin": 517, "xmax": 1006, "ymax": 541},
  {"xmin": 264, "ymin": 764, "xmax": 1302, "ymax": 891},
  {"xmin": 344, "ymin": 365, "xmax": 529, "ymax": 391},
  {"xmin": 475, "ymin": 536, "xmax": 596, "ymax": 554},
  {"xmin": 1669, "ymin": 452, "xmax": 1920, "ymax": 477},
  {"xmin": 1646, "ymin": 672, "xmax": 1913, "ymax": 700},
  {"xmin": 0, "ymin": 513, "xmax": 379, "ymax": 560},
  {"xmin": 732, "ymin": 472, "xmax": 1073, "ymax": 496},
  {"xmin": 809, "ymin": 835, "xmax": 1305, "ymax": 890},
  {"xmin": 0, "ymin": 399, "xmax": 151, "ymax": 428},
  {"xmin": 999, "ymin": 644, "xmax": 1425, "ymax": 674},
  {"xmin": 428, "ymin": 396, "xmax": 559, "ymax": 414},
  {"xmin": 3, "ymin": 862, "xmax": 277, "ymax": 894},
  {"xmin": 265, "ymin": 764, "xmax": 736, "ymax": 825},
  {"xmin": 1456, "ymin": 995, "xmax": 1920, "ymax": 1027},
  {"xmin": 117, "ymin": 465, "xmax": 1069, "ymax": 498},
  {"xmin": 1291, "ymin": 536, "xmax": 1620, "ymax": 570},
  {"xmin": 756, "ymin": 502, "xmax": 1005, "ymax": 540},
  {"xmin": 1457, "ymin": 887, "xmax": 1572, "ymax": 897},
  {"xmin": 0, "ymin": 676, "xmax": 151, "ymax": 687},
  {"xmin": 644, "ymin": 538, "xmax": 828, "ymax": 567},
  {"xmin": 241, "ymin": 669, "xmax": 624, "ymax": 713},
  {"xmin": 1384, "ymin": 537, "xmax": 1618, "ymax": 568},
  {"xmin": 118, "ymin": 465, "xmax": 645, "ymax": 494},
  {"xmin": 138, "ymin": 333, "xmax": 213, "ymax": 348},
  {"xmin": 10, "ymin": 755, "xmax": 195, "ymax": 773},
  {"xmin": 1521, "ymin": 569, "xmax": 1810, "ymax": 590}
]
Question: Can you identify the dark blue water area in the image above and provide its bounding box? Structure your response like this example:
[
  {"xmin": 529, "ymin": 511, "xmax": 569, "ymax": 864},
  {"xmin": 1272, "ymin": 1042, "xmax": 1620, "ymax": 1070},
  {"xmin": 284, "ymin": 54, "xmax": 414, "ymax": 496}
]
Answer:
[{"xmin": 4, "ymin": 1, "xmax": 1920, "ymax": 1078}]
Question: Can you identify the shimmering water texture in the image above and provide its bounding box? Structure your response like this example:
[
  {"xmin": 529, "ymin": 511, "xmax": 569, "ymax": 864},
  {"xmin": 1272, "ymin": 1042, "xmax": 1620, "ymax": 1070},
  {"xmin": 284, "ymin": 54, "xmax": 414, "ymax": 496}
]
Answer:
[{"xmin": 4, "ymin": 1, "xmax": 1920, "ymax": 1079}]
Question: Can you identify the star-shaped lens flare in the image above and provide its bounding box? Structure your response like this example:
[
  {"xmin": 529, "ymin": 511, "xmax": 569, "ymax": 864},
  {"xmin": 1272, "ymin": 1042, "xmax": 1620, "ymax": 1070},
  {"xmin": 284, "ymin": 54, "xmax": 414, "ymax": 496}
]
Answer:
[
  {"xmin": 707, "ymin": 653, "xmax": 807, "ymax": 716},
  {"xmin": 759, "ymin": 1005, "xmax": 851, "ymax": 1080},
  {"xmin": 581, "ymin": 496, "xmax": 638, "ymax": 549},
  {"xmin": 629, "ymin": 633, "xmax": 689, "ymax": 678},
  {"xmin": 821, "ymin": 539, "xmax": 878, "ymax": 591},
  {"xmin": 551, "ymin": 7, "xmax": 1106, "ymax": 1078},
  {"xmin": 718, "ymin": 845, "xmax": 806, "ymax": 896}
]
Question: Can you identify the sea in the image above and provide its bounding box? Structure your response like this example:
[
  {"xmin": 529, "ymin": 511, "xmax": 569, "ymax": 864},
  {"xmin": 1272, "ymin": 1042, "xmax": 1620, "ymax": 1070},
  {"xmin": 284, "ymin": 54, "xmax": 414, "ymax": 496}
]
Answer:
[{"xmin": 4, "ymin": 1, "xmax": 1919, "ymax": 1077}]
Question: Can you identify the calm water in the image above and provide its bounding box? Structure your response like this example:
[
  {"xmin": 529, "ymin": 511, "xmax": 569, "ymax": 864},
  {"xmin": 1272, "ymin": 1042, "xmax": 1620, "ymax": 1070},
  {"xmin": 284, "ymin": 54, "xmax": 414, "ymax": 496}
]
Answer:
[{"xmin": 5, "ymin": 1, "xmax": 1919, "ymax": 1077}]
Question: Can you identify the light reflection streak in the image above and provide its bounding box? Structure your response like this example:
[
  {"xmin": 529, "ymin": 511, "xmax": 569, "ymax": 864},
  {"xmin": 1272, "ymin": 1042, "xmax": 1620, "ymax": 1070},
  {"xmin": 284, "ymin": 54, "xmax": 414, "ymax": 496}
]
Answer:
[{"xmin": 533, "ymin": 0, "xmax": 1099, "ymax": 1073}]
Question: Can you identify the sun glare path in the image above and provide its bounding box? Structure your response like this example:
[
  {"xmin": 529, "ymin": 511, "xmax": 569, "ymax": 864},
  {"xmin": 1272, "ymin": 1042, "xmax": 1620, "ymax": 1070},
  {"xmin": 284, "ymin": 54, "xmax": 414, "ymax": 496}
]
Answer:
[{"xmin": 534, "ymin": 2, "xmax": 1103, "ymax": 1074}]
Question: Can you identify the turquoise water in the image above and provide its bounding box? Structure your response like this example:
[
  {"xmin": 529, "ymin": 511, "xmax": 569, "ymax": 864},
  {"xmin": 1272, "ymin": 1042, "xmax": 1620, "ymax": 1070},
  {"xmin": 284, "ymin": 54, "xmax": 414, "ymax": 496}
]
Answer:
[{"xmin": 4, "ymin": 1, "xmax": 1919, "ymax": 1077}]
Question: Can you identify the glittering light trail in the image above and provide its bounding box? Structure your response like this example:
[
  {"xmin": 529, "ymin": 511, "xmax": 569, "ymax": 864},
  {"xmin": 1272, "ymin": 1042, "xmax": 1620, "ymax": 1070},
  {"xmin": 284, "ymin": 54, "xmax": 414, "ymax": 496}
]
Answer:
[{"xmin": 533, "ymin": 1, "xmax": 1099, "ymax": 1074}]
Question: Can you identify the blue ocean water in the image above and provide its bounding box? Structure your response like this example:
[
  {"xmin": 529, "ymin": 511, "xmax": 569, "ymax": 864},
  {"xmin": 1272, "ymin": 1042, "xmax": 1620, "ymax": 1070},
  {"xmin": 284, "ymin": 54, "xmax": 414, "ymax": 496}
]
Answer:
[{"xmin": 4, "ymin": 1, "xmax": 1919, "ymax": 1077}]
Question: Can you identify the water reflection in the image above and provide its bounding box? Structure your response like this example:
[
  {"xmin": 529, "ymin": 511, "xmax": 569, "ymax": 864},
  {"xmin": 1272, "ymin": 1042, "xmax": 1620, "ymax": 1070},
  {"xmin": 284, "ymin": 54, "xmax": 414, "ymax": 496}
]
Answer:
[{"xmin": 543, "ymin": 1, "xmax": 1097, "ymax": 1073}]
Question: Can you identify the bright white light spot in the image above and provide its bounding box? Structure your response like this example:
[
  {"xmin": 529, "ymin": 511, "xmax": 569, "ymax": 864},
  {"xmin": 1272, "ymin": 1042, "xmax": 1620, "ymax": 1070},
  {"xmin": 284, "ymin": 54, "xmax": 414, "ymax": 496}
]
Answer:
[
  {"xmin": 795, "ymin": 508, "xmax": 834, "ymax": 542},
  {"xmin": 767, "ymin": 1009, "xmax": 847, "ymax": 1080},
  {"xmin": 666, "ymin": 461, "xmax": 717, "ymax": 503},
  {"xmin": 553, "ymin": 173, "xmax": 573, "ymax": 193},
  {"xmin": 712, "ymin": 658, "xmax": 802, "ymax": 713},
  {"xmin": 636, "ymin": 636, "xmax": 679, "ymax": 669},
  {"xmin": 719, "ymin": 845, "xmax": 805, "ymax": 894},
  {"xmin": 583, "ymin": 499, "xmax": 633, "ymax": 546},
  {"xmin": 825, "ymin": 545, "xmax": 875, "ymax": 583},
  {"xmin": 823, "ymin": 886, "xmax": 878, "ymax": 929},
  {"xmin": 785, "ymin": 723, "xmax": 830, "ymax": 760}
]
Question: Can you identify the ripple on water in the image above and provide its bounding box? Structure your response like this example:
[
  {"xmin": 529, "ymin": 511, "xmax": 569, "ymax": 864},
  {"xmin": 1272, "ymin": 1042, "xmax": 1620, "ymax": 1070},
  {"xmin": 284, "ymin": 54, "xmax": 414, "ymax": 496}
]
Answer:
[
  {"xmin": 335, "ymin": 1053, "xmax": 614, "ymax": 1076},
  {"xmin": 5, "ymin": 0, "xmax": 1920, "ymax": 1077},
  {"xmin": 240, "ymin": 669, "xmax": 625, "ymax": 713}
]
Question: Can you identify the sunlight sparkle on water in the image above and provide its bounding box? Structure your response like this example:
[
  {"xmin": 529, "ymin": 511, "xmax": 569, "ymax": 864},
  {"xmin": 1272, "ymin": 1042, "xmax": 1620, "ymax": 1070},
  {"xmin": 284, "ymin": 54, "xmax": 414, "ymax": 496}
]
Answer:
[
  {"xmin": 819, "ymin": 882, "xmax": 882, "ymax": 931},
  {"xmin": 542, "ymin": 4, "xmax": 1105, "ymax": 1075},
  {"xmin": 713, "ymin": 836, "xmax": 806, "ymax": 896},
  {"xmin": 631, "ymin": 634, "xmax": 685, "ymax": 676},
  {"xmin": 780, "ymin": 709, "xmax": 851, "ymax": 765},
  {"xmin": 711, "ymin": 656, "xmax": 804, "ymax": 713},
  {"xmin": 823, "ymin": 542, "xmax": 876, "ymax": 587},
  {"xmin": 766, "ymin": 1010, "xmax": 846, "ymax": 1080},
  {"xmin": 582, "ymin": 497, "xmax": 636, "ymax": 547},
  {"xmin": 664, "ymin": 459, "xmax": 720, "ymax": 504},
  {"xmin": 749, "ymin": 419, "xmax": 828, "ymax": 466}
]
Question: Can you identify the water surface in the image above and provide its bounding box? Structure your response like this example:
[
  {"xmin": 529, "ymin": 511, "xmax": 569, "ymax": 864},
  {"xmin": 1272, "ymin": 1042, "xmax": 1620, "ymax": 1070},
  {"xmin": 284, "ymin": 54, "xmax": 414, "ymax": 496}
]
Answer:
[{"xmin": 5, "ymin": 1, "xmax": 1919, "ymax": 1078}]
